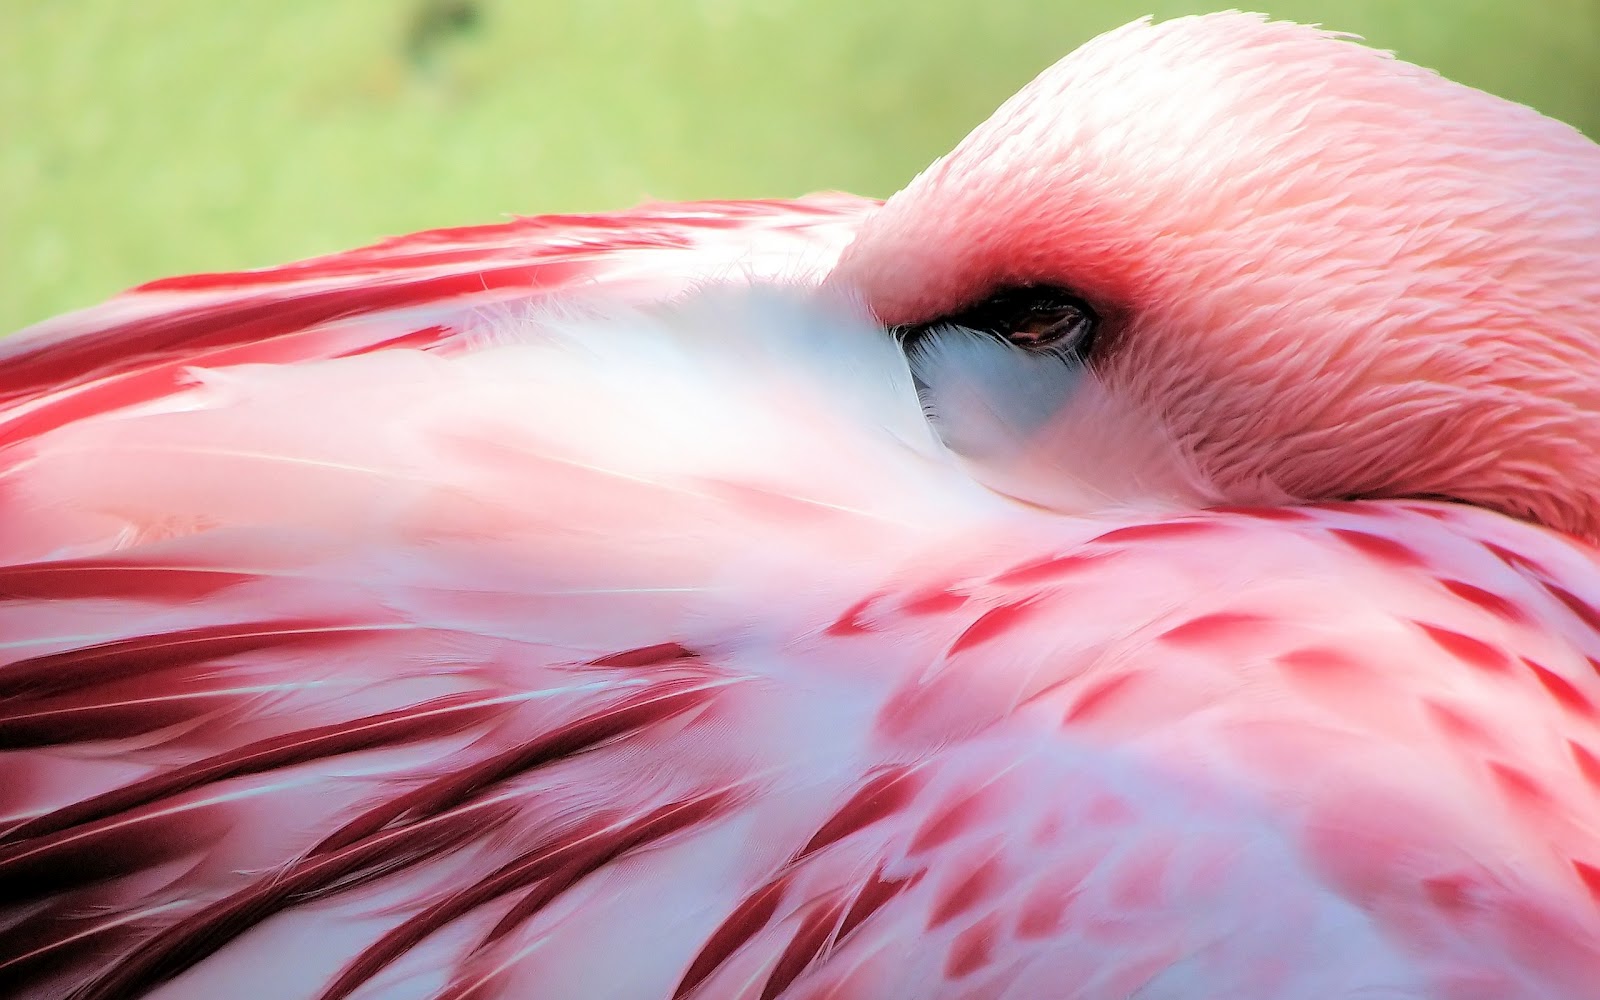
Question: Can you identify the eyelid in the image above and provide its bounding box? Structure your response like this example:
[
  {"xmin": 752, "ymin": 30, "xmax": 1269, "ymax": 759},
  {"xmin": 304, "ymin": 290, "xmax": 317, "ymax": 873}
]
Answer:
[{"xmin": 892, "ymin": 286, "xmax": 1100, "ymax": 363}]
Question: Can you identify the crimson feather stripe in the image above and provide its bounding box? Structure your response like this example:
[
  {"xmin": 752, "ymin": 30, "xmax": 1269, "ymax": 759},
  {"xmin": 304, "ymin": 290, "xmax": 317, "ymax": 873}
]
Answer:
[
  {"xmin": 675, "ymin": 875, "xmax": 795, "ymax": 999},
  {"xmin": 835, "ymin": 863, "xmax": 922, "ymax": 941},
  {"xmin": 334, "ymin": 787, "xmax": 742, "ymax": 1000},
  {"xmin": 310, "ymin": 676, "xmax": 727, "ymax": 854},
  {"xmin": 0, "ymin": 640, "xmax": 732, "ymax": 996},
  {"xmin": 0, "ymin": 321, "xmax": 453, "ymax": 450},
  {"xmin": 589, "ymin": 641, "xmax": 700, "ymax": 669},
  {"xmin": 761, "ymin": 896, "xmax": 851, "ymax": 1000},
  {"xmin": 0, "ymin": 364, "xmax": 198, "ymax": 450},
  {"xmin": 132, "ymin": 197, "xmax": 865, "ymax": 294},
  {"xmin": 1, "ymin": 692, "xmax": 511, "ymax": 843},
  {"xmin": 674, "ymin": 760, "xmax": 942, "ymax": 998},
  {"xmin": 477, "ymin": 789, "xmax": 740, "ymax": 946},
  {"xmin": 674, "ymin": 863, "xmax": 923, "ymax": 1000},
  {"xmin": 48, "ymin": 677, "xmax": 733, "ymax": 1000},
  {"xmin": 794, "ymin": 764, "xmax": 927, "ymax": 862},
  {"xmin": 0, "ymin": 263, "xmax": 584, "ymax": 406},
  {"xmin": 0, "ymin": 897, "xmax": 192, "ymax": 997},
  {"xmin": 66, "ymin": 800, "xmax": 514, "ymax": 1000},
  {"xmin": 0, "ymin": 559, "xmax": 258, "ymax": 602},
  {"xmin": 0, "ymin": 794, "xmax": 233, "ymax": 905},
  {"xmin": 0, "ymin": 619, "xmax": 396, "ymax": 701},
  {"xmin": 0, "ymin": 682, "xmax": 253, "ymax": 748}
]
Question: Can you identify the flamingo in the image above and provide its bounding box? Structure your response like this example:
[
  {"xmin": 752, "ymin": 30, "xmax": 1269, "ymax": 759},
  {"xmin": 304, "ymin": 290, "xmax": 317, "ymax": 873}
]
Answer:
[{"xmin": 4, "ymin": 11, "xmax": 1600, "ymax": 999}]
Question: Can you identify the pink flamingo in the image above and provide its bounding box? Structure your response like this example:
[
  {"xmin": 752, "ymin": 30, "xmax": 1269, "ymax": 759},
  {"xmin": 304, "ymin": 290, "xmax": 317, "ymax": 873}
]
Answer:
[{"xmin": 4, "ymin": 12, "xmax": 1600, "ymax": 999}]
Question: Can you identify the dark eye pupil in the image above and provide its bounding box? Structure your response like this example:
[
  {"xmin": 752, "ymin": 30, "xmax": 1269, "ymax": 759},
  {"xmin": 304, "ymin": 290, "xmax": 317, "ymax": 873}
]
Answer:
[{"xmin": 894, "ymin": 285, "xmax": 1099, "ymax": 360}]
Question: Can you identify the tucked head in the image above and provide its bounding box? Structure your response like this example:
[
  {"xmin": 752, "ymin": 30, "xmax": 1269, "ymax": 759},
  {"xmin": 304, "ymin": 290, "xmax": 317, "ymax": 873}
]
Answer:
[{"xmin": 832, "ymin": 13, "xmax": 1600, "ymax": 539}]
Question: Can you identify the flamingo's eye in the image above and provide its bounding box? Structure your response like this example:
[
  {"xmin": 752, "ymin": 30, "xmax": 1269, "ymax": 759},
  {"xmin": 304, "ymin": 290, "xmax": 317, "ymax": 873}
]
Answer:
[{"xmin": 895, "ymin": 286, "xmax": 1099, "ymax": 361}]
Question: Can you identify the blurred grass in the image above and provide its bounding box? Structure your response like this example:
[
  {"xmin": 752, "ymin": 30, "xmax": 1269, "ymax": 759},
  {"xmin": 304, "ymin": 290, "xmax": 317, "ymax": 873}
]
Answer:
[{"xmin": 4, "ymin": 0, "xmax": 1598, "ymax": 332}]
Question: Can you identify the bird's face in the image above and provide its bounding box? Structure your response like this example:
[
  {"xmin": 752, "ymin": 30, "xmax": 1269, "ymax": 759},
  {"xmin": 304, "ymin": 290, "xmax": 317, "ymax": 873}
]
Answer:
[{"xmin": 832, "ymin": 14, "xmax": 1600, "ymax": 540}]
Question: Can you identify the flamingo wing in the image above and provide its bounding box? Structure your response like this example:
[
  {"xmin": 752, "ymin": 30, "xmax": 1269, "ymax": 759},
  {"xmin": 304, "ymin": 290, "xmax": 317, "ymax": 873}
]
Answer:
[
  {"xmin": 4, "ymin": 248, "xmax": 1600, "ymax": 1000},
  {"xmin": 0, "ymin": 195, "xmax": 874, "ymax": 453}
]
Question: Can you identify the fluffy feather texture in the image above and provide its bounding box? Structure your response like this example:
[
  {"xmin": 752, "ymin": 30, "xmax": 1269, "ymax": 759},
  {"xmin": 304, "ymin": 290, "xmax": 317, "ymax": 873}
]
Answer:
[
  {"xmin": 6, "ymin": 11, "xmax": 1600, "ymax": 1000},
  {"xmin": 906, "ymin": 325, "xmax": 1214, "ymax": 511}
]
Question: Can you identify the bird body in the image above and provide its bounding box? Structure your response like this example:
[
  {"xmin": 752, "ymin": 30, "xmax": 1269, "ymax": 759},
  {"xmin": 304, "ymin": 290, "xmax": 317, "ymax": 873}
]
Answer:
[{"xmin": 5, "ymin": 14, "xmax": 1600, "ymax": 1000}]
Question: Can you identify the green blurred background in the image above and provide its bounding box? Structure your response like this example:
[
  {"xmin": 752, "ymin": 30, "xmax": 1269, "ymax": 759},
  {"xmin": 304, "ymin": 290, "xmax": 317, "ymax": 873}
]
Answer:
[{"xmin": 4, "ymin": 1, "xmax": 1598, "ymax": 332}]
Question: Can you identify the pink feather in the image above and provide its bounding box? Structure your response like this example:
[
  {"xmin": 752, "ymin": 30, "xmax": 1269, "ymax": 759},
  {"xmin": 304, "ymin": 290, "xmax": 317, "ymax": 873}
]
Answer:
[{"xmin": 6, "ymin": 13, "xmax": 1600, "ymax": 1000}]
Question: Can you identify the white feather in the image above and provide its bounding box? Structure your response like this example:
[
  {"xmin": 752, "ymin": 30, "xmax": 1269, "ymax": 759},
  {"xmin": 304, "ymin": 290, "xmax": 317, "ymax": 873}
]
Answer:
[{"xmin": 908, "ymin": 323, "xmax": 1219, "ymax": 513}]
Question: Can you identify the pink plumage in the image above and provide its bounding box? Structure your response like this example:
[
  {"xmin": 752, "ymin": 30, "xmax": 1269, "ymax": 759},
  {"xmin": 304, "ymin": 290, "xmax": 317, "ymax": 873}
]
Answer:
[{"xmin": 5, "ymin": 13, "xmax": 1600, "ymax": 1000}]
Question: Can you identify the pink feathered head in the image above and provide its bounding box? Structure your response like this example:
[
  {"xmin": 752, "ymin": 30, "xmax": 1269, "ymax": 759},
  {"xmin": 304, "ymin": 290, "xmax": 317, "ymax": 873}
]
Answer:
[{"xmin": 836, "ymin": 14, "xmax": 1600, "ymax": 540}]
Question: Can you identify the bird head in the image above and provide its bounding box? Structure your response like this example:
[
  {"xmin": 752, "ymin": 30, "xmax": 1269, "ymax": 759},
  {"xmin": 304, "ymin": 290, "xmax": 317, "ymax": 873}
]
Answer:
[{"xmin": 832, "ymin": 14, "xmax": 1600, "ymax": 540}]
